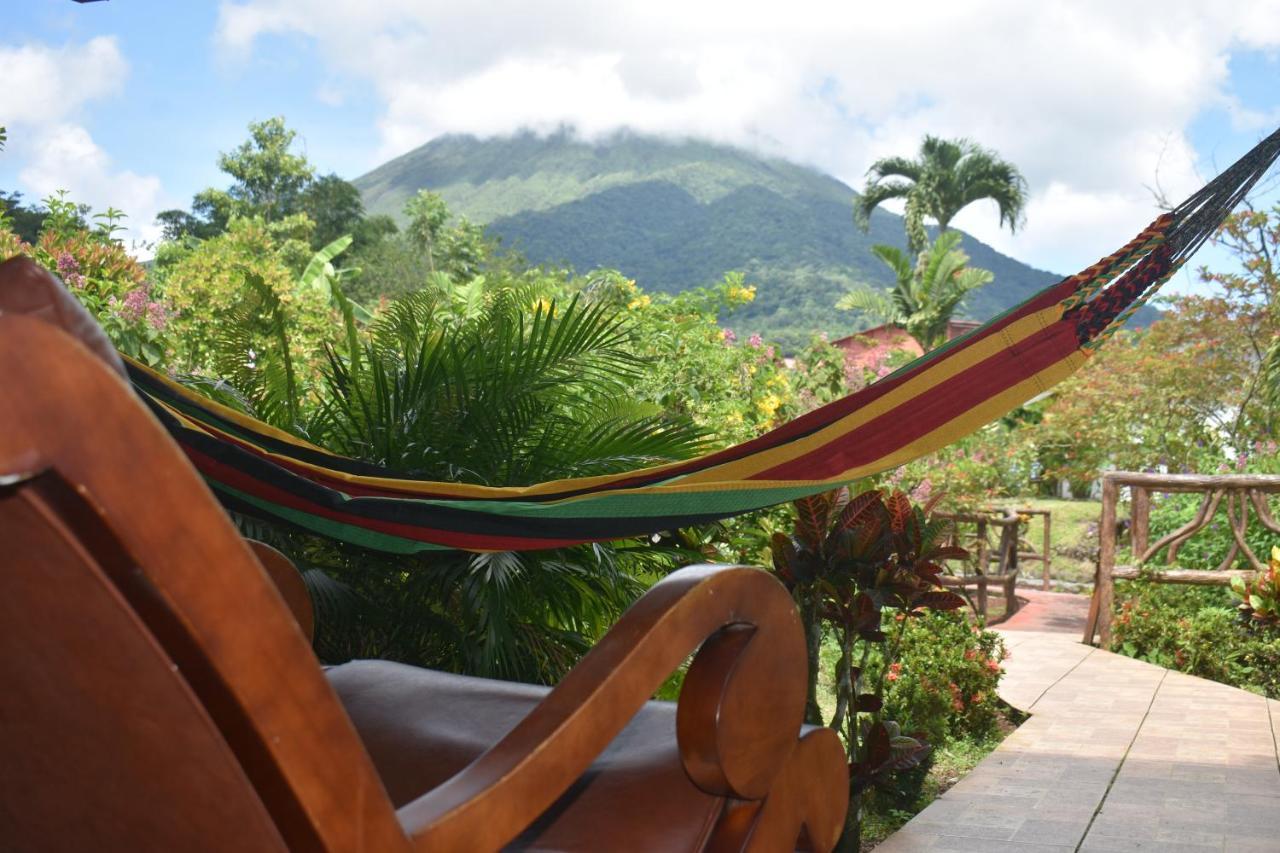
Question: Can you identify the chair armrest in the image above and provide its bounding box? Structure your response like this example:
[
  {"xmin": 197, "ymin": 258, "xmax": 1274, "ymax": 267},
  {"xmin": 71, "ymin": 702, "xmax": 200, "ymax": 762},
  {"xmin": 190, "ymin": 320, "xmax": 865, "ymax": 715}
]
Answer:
[
  {"xmin": 246, "ymin": 540, "xmax": 314, "ymax": 643},
  {"xmin": 397, "ymin": 564, "xmax": 829, "ymax": 851}
]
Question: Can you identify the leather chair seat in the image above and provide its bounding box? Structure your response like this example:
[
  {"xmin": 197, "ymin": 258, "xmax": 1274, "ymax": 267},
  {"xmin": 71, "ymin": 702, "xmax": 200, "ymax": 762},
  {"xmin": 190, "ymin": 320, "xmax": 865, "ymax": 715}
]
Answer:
[{"xmin": 326, "ymin": 660, "xmax": 725, "ymax": 851}]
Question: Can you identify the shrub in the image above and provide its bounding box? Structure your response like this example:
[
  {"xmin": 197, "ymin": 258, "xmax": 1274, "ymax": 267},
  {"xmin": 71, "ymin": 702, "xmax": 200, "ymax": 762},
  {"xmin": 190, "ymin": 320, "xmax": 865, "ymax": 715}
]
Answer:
[
  {"xmin": 883, "ymin": 610, "xmax": 1007, "ymax": 747},
  {"xmin": 1111, "ymin": 581, "xmax": 1280, "ymax": 698}
]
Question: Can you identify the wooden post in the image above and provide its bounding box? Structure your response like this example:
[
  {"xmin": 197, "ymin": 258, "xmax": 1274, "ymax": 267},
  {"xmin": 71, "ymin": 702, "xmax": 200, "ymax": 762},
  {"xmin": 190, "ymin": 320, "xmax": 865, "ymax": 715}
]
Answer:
[
  {"xmin": 1095, "ymin": 477, "xmax": 1119, "ymax": 647},
  {"xmin": 1131, "ymin": 486, "xmax": 1149, "ymax": 561},
  {"xmin": 1041, "ymin": 511, "xmax": 1052, "ymax": 591},
  {"xmin": 975, "ymin": 518, "xmax": 989, "ymax": 575}
]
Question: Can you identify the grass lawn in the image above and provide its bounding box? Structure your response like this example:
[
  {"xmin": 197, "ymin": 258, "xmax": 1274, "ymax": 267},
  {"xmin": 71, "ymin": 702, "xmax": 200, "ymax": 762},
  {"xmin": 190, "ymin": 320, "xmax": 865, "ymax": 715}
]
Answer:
[{"xmin": 1000, "ymin": 497, "xmax": 1103, "ymax": 585}]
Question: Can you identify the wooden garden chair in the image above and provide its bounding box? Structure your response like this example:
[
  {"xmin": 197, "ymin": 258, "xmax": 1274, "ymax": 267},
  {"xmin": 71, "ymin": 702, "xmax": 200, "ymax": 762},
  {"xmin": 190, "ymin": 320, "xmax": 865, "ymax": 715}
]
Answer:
[{"xmin": 0, "ymin": 257, "xmax": 847, "ymax": 852}]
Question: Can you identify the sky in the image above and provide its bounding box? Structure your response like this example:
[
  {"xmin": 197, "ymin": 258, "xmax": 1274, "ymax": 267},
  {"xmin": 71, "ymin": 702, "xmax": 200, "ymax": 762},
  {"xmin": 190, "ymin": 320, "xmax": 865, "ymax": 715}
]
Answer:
[{"xmin": 3, "ymin": 0, "xmax": 1280, "ymax": 294}]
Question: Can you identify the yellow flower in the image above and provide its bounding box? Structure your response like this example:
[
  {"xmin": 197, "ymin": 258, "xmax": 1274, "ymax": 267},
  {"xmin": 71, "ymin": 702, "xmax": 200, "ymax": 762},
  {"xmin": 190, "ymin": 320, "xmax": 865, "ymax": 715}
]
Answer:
[
  {"xmin": 531, "ymin": 297, "xmax": 553, "ymax": 315},
  {"xmin": 746, "ymin": 363, "xmax": 757, "ymax": 375},
  {"xmin": 767, "ymin": 373, "xmax": 790, "ymax": 389},
  {"xmin": 727, "ymin": 284, "xmax": 757, "ymax": 304},
  {"xmin": 725, "ymin": 411, "xmax": 744, "ymax": 426},
  {"xmin": 757, "ymin": 393, "xmax": 781, "ymax": 418},
  {"xmin": 627, "ymin": 294, "xmax": 651, "ymax": 310}
]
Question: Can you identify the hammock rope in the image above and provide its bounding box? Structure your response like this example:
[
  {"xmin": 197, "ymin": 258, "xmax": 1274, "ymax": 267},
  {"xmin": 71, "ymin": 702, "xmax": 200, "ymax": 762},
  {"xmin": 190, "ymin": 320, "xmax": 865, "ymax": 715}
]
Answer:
[{"xmin": 128, "ymin": 126, "xmax": 1280, "ymax": 553}]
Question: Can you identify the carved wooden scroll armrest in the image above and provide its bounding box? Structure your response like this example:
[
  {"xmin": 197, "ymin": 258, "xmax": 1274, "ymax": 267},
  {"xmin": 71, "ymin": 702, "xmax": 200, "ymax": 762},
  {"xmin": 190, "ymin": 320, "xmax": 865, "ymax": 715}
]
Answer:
[
  {"xmin": 245, "ymin": 540, "xmax": 314, "ymax": 643},
  {"xmin": 397, "ymin": 564, "xmax": 847, "ymax": 852}
]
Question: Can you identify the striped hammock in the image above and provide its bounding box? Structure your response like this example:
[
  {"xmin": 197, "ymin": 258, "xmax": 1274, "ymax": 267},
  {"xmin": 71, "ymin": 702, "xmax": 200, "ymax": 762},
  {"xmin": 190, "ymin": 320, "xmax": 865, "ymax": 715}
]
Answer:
[{"xmin": 128, "ymin": 127, "xmax": 1280, "ymax": 553}]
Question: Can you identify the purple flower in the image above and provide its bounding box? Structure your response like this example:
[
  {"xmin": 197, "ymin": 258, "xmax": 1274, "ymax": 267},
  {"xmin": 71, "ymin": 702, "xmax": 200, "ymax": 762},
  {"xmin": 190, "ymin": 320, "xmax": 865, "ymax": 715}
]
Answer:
[
  {"xmin": 55, "ymin": 252, "xmax": 80, "ymax": 278},
  {"xmin": 118, "ymin": 287, "xmax": 150, "ymax": 323},
  {"xmin": 146, "ymin": 300, "xmax": 169, "ymax": 331}
]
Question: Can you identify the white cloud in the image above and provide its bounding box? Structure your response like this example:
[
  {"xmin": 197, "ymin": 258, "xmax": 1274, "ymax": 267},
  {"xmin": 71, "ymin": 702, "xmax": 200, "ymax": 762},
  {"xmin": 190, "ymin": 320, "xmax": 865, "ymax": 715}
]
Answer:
[
  {"xmin": 1, "ymin": 36, "xmax": 168, "ymax": 255},
  {"xmin": 214, "ymin": 0, "xmax": 1280, "ymax": 275},
  {"xmin": 18, "ymin": 125, "xmax": 168, "ymax": 252},
  {"xmin": 0, "ymin": 36, "xmax": 128, "ymax": 126}
]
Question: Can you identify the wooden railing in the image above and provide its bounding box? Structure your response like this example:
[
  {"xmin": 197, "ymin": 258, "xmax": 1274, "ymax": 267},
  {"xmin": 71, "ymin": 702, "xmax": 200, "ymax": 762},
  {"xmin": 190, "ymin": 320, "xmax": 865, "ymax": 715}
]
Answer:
[
  {"xmin": 936, "ymin": 508, "xmax": 1023, "ymax": 620},
  {"xmin": 1014, "ymin": 508, "xmax": 1052, "ymax": 591},
  {"xmin": 1082, "ymin": 472, "xmax": 1280, "ymax": 646}
]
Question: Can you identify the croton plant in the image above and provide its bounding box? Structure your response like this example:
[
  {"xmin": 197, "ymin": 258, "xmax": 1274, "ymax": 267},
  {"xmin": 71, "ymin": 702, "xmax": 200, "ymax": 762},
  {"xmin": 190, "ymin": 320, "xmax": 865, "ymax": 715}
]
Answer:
[
  {"xmin": 1232, "ymin": 546, "xmax": 1280, "ymax": 627},
  {"xmin": 770, "ymin": 486, "xmax": 967, "ymax": 850}
]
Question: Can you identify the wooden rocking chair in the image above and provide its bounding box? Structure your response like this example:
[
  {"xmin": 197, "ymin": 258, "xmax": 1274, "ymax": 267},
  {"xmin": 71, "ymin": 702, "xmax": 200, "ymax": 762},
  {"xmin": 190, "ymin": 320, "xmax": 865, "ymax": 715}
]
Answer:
[{"xmin": 0, "ymin": 257, "xmax": 847, "ymax": 852}]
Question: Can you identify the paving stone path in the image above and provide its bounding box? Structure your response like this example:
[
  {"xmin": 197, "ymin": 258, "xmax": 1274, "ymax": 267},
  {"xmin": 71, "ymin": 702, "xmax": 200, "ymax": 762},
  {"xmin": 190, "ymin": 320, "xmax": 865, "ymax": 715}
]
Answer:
[{"xmin": 876, "ymin": 589, "xmax": 1280, "ymax": 852}]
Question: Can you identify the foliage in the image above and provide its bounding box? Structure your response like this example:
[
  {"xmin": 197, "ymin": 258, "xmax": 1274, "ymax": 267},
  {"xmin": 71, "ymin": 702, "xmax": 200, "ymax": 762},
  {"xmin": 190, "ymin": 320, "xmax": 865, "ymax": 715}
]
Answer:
[
  {"xmin": 854, "ymin": 135, "xmax": 1027, "ymax": 253},
  {"xmin": 0, "ymin": 192, "xmax": 171, "ymax": 365},
  {"xmin": 1232, "ymin": 546, "xmax": 1280, "ymax": 627},
  {"xmin": 769, "ymin": 487, "xmax": 977, "ymax": 849},
  {"xmin": 616, "ymin": 272, "xmax": 810, "ymax": 443},
  {"xmin": 836, "ymin": 231, "xmax": 993, "ymax": 350},
  {"xmin": 300, "ymin": 173, "xmax": 375, "ymax": 251},
  {"xmin": 1111, "ymin": 581, "xmax": 1280, "ymax": 698},
  {"xmin": 241, "ymin": 275, "xmax": 710, "ymax": 683},
  {"xmin": 157, "ymin": 217, "xmax": 336, "ymax": 398},
  {"xmin": 881, "ymin": 610, "xmax": 1007, "ymax": 748},
  {"xmin": 402, "ymin": 189, "xmax": 490, "ymax": 280},
  {"xmin": 316, "ymin": 280, "xmax": 709, "ymax": 483},
  {"xmin": 196, "ymin": 116, "xmax": 315, "ymax": 228},
  {"xmin": 0, "ymin": 191, "xmax": 49, "ymax": 244}
]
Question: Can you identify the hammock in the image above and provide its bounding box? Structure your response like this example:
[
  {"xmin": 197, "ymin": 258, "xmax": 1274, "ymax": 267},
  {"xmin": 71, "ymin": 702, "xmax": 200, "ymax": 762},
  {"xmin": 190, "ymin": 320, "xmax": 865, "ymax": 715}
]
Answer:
[{"xmin": 128, "ymin": 127, "xmax": 1280, "ymax": 553}]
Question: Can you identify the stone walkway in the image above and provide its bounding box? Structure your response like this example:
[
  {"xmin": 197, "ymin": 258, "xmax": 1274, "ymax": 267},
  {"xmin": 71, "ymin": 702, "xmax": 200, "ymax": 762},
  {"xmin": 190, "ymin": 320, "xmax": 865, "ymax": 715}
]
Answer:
[{"xmin": 876, "ymin": 591, "xmax": 1280, "ymax": 852}]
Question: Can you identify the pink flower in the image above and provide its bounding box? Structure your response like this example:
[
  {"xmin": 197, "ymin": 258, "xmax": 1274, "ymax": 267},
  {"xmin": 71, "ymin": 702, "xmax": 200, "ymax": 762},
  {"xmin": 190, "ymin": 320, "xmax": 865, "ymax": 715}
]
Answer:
[
  {"xmin": 748, "ymin": 333, "xmax": 763, "ymax": 348},
  {"xmin": 146, "ymin": 300, "xmax": 169, "ymax": 331},
  {"xmin": 118, "ymin": 287, "xmax": 149, "ymax": 323},
  {"xmin": 765, "ymin": 346, "xmax": 775, "ymax": 359},
  {"xmin": 910, "ymin": 478, "xmax": 933, "ymax": 505},
  {"xmin": 55, "ymin": 252, "xmax": 80, "ymax": 278},
  {"xmin": 721, "ymin": 328, "xmax": 737, "ymax": 344}
]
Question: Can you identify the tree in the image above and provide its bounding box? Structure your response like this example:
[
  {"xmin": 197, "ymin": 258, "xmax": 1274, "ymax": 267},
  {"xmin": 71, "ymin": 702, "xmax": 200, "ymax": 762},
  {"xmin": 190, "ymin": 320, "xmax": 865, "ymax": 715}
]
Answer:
[
  {"xmin": 854, "ymin": 136, "xmax": 1027, "ymax": 252},
  {"xmin": 213, "ymin": 116, "xmax": 315, "ymax": 222},
  {"xmin": 300, "ymin": 173, "xmax": 366, "ymax": 249},
  {"xmin": 0, "ymin": 192, "xmax": 49, "ymax": 244},
  {"xmin": 836, "ymin": 231, "xmax": 993, "ymax": 349},
  {"xmin": 157, "ymin": 117, "xmax": 317, "ymax": 239}
]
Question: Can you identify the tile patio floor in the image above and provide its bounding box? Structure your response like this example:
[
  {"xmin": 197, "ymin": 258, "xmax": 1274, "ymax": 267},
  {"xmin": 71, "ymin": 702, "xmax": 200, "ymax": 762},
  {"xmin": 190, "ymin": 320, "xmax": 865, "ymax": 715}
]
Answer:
[{"xmin": 875, "ymin": 592, "xmax": 1280, "ymax": 852}]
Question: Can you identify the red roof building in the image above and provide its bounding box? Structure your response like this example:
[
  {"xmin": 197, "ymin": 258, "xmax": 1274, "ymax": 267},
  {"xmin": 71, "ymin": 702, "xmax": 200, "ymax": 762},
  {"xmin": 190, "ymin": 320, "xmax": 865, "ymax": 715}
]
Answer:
[{"xmin": 831, "ymin": 320, "xmax": 979, "ymax": 374}]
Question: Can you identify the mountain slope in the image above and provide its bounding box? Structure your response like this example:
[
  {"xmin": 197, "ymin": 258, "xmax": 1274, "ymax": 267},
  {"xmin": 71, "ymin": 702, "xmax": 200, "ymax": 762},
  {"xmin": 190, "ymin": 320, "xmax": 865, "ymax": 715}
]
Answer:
[{"xmin": 355, "ymin": 130, "xmax": 1077, "ymax": 351}]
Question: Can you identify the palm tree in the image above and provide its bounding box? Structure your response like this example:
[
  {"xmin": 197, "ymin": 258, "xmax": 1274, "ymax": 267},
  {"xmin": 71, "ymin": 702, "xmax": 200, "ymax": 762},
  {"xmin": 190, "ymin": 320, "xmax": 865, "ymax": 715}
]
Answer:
[
  {"xmin": 836, "ymin": 231, "xmax": 993, "ymax": 351},
  {"xmin": 854, "ymin": 136, "xmax": 1028, "ymax": 252},
  {"xmin": 201, "ymin": 266, "xmax": 710, "ymax": 684}
]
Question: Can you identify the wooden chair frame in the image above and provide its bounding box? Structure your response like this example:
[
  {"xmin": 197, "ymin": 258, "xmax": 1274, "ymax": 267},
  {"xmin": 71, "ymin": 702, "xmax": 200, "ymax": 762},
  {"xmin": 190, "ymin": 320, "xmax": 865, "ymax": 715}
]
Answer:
[{"xmin": 0, "ymin": 304, "xmax": 848, "ymax": 850}]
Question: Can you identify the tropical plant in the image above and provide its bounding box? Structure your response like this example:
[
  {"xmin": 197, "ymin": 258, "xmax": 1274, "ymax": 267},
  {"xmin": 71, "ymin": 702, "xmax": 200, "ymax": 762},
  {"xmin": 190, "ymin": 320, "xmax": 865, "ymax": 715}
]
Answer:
[
  {"xmin": 0, "ymin": 192, "xmax": 171, "ymax": 365},
  {"xmin": 158, "ymin": 216, "xmax": 333, "ymax": 385},
  {"xmin": 1232, "ymin": 546, "xmax": 1280, "ymax": 627},
  {"xmin": 854, "ymin": 136, "xmax": 1028, "ymax": 252},
  {"xmin": 836, "ymin": 231, "xmax": 993, "ymax": 350},
  {"xmin": 221, "ymin": 271, "xmax": 712, "ymax": 683},
  {"xmin": 769, "ymin": 487, "xmax": 971, "ymax": 850}
]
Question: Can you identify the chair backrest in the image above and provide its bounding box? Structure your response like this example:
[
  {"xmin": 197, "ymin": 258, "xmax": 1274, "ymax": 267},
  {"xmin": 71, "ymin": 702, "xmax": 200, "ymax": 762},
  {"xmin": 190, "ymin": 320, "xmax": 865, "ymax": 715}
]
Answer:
[{"xmin": 0, "ymin": 314, "xmax": 411, "ymax": 852}]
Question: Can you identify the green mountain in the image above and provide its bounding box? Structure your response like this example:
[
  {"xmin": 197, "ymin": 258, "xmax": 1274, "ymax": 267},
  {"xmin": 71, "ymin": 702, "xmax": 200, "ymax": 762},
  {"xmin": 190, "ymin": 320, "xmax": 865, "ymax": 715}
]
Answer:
[{"xmin": 355, "ymin": 130, "xmax": 1096, "ymax": 351}]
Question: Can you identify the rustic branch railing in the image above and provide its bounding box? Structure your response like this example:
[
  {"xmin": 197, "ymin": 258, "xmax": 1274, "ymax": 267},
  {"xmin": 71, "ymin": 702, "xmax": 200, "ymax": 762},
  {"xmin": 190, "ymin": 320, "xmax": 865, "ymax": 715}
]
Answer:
[
  {"xmin": 936, "ymin": 508, "xmax": 1023, "ymax": 620},
  {"xmin": 1082, "ymin": 472, "xmax": 1280, "ymax": 646},
  {"xmin": 1014, "ymin": 508, "xmax": 1052, "ymax": 591}
]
